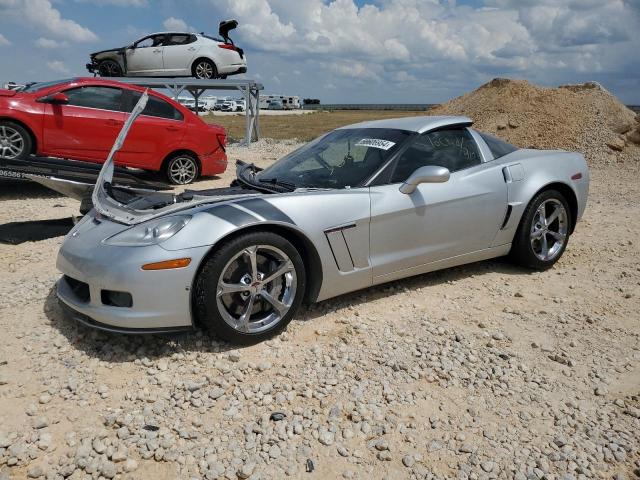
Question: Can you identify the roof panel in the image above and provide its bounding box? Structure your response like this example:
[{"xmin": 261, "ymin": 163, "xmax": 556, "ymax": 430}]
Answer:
[{"xmin": 337, "ymin": 115, "xmax": 473, "ymax": 133}]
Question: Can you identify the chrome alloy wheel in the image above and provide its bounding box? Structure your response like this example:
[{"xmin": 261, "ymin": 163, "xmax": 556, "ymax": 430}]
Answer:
[
  {"xmin": 216, "ymin": 245, "xmax": 297, "ymax": 334},
  {"xmin": 530, "ymin": 198, "xmax": 568, "ymax": 261},
  {"xmin": 168, "ymin": 156, "xmax": 197, "ymax": 184},
  {"xmin": 195, "ymin": 61, "xmax": 214, "ymax": 79},
  {"xmin": 0, "ymin": 125, "xmax": 24, "ymax": 159}
]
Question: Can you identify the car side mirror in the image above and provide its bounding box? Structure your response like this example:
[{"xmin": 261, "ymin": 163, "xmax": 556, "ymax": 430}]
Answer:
[
  {"xmin": 37, "ymin": 92, "xmax": 69, "ymax": 105},
  {"xmin": 399, "ymin": 165, "xmax": 450, "ymax": 194}
]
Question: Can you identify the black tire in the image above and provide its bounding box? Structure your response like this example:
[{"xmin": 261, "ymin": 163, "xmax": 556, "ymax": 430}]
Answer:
[
  {"xmin": 0, "ymin": 121, "xmax": 32, "ymax": 159},
  {"xmin": 194, "ymin": 231, "xmax": 306, "ymax": 344},
  {"xmin": 192, "ymin": 59, "xmax": 217, "ymax": 79},
  {"xmin": 511, "ymin": 189, "xmax": 572, "ymax": 270},
  {"xmin": 97, "ymin": 59, "xmax": 123, "ymax": 77},
  {"xmin": 164, "ymin": 153, "xmax": 199, "ymax": 185}
]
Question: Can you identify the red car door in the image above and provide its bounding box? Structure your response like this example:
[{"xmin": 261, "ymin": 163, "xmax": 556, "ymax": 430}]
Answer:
[
  {"xmin": 117, "ymin": 91, "xmax": 186, "ymax": 169},
  {"xmin": 41, "ymin": 85, "xmax": 125, "ymax": 163}
]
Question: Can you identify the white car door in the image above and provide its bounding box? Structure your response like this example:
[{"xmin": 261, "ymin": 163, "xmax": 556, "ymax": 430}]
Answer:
[
  {"xmin": 126, "ymin": 35, "xmax": 165, "ymax": 75},
  {"xmin": 162, "ymin": 34, "xmax": 200, "ymax": 75},
  {"xmin": 369, "ymin": 128, "xmax": 508, "ymax": 281}
]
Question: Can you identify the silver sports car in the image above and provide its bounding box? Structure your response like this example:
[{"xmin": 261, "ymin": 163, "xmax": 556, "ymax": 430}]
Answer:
[{"xmin": 56, "ymin": 94, "xmax": 589, "ymax": 343}]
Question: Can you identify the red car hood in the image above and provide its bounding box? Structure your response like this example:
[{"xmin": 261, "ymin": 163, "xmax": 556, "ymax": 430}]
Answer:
[{"xmin": 0, "ymin": 89, "xmax": 17, "ymax": 97}]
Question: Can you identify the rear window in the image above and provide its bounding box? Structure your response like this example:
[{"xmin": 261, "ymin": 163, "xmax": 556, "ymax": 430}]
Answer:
[
  {"xmin": 478, "ymin": 131, "xmax": 518, "ymax": 159},
  {"xmin": 126, "ymin": 91, "xmax": 183, "ymax": 121}
]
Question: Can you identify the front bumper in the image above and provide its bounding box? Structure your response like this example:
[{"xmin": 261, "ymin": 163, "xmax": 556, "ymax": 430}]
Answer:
[{"xmin": 56, "ymin": 214, "xmax": 211, "ymax": 331}]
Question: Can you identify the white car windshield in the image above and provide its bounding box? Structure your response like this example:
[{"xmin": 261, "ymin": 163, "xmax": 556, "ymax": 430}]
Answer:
[{"xmin": 256, "ymin": 128, "xmax": 411, "ymax": 189}]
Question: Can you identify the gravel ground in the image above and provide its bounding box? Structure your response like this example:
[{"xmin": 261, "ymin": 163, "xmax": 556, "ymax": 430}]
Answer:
[{"xmin": 0, "ymin": 140, "xmax": 639, "ymax": 480}]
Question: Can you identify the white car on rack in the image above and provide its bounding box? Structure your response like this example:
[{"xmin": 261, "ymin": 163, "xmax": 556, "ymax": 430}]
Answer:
[{"xmin": 86, "ymin": 20, "xmax": 247, "ymax": 80}]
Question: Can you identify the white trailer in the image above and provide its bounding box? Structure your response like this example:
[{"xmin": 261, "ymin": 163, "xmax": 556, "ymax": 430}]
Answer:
[{"xmin": 260, "ymin": 94, "xmax": 301, "ymax": 110}]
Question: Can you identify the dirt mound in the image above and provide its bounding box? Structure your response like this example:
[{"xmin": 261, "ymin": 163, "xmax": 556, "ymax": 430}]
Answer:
[{"xmin": 428, "ymin": 78, "xmax": 640, "ymax": 165}]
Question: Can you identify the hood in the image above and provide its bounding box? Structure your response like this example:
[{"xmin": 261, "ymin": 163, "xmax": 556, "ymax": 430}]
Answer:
[
  {"xmin": 0, "ymin": 89, "xmax": 17, "ymax": 97},
  {"xmin": 92, "ymin": 90, "xmax": 260, "ymax": 225},
  {"xmin": 90, "ymin": 47, "xmax": 125, "ymax": 57}
]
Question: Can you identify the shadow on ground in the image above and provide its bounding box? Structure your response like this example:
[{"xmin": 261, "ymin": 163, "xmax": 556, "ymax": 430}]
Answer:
[
  {"xmin": 43, "ymin": 257, "xmax": 530, "ymax": 363},
  {"xmin": 0, "ymin": 180, "xmax": 63, "ymax": 201},
  {"xmin": 0, "ymin": 217, "xmax": 75, "ymax": 244}
]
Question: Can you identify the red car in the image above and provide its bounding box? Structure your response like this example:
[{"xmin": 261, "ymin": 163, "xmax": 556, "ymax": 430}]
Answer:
[{"xmin": 0, "ymin": 77, "xmax": 227, "ymax": 184}]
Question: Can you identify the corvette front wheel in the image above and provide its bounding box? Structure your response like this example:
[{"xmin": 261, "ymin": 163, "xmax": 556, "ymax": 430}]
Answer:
[{"xmin": 194, "ymin": 232, "xmax": 306, "ymax": 344}]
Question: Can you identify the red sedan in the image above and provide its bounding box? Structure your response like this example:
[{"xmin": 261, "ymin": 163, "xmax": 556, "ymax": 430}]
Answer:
[{"xmin": 0, "ymin": 78, "xmax": 227, "ymax": 184}]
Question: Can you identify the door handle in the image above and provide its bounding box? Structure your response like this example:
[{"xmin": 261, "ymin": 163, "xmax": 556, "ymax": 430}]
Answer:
[
  {"xmin": 105, "ymin": 119, "xmax": 123, "ymax": 126},
  {"xmin": 166, "ymin": 126, "xmax": 179, "ymax": 132},
  {"xmin": 153, "ymin": 49, "xmax": 162, "ymax": 53},
  {"xmin": 188, "ymin": 47, "xmax": 196, "ymax": 51}
]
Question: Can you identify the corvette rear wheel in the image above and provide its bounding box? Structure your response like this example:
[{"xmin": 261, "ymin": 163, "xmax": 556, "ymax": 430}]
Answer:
[
  {"xmin": 97, "ymin": 60, "xmax": 123, "ymax": 77},
  {"xmin": 194, "ymin": 232, "xmax": 306, "ymax": 344},
  {"xmin": 0, "ymin": 121, "xmax": 31, "ymax": 159},
  {"xmin": 511, "ymin": 189, "xmax": 571, "ymax": 270}
]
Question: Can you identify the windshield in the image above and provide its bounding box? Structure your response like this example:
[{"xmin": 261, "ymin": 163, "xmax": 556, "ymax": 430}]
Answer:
[
  {"xmin": 257, "ymin": 128, "xmax": 411, "ymax": 189},
  {"xmin": 22, "ymin": 78, "xmax": 75, "ymax": 93}
]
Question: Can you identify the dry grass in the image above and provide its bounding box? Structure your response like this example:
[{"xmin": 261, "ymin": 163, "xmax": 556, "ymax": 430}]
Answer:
[{"xmin": 203, "ymin": 110, "xmax": 427, "ymax": 142}]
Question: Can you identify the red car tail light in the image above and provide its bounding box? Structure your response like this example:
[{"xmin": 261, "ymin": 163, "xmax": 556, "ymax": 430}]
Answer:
[{"xmin": 216, "ymin": 133, "xmax": 227, "ymax": 147}]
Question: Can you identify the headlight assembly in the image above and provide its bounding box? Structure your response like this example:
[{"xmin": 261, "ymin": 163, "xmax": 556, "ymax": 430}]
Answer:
[{"xmin": 104, "ymin": 215, "xmax": 191, "ymax": 246}]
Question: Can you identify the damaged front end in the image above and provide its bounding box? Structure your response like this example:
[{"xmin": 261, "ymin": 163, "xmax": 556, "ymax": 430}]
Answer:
[
  {"xmin": 93, "ymin": 91, "xmax": 261, "ymax": 225},
  {"xmin": 86, "ymin": 47, "xmax": 127, "ymax": 75}
]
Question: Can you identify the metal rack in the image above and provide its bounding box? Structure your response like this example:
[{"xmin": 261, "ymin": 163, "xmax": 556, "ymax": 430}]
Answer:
[{"xmin": 110, "ymin": 77, "xmax": 263, "ymax": 145}]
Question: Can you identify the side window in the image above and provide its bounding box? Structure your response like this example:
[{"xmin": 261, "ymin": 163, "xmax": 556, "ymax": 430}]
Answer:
[
  {"xmin": 135, "ymin": 36, "xmax": 154, "ymax": 48},
  {"xmin": 391, "ymin": 129, "xmax": 481, "ymax": 183},
  {"xmin": 63, "ymin": 86, "xmax": 123, "ymax": 111},
  {"xmin": 126, "ymin": 91, "xmax": 183, "ymax": 121},
  {"xmin": 165, "ymin": 34, "xmax": 193, "ymax": 46},
  {"xmin": 478, "ymin": 131, "xmax": 518, "ymax": 159},
  {"xmin": 135, "ymin": 35, "xmax": 164, "ymax": 48}
]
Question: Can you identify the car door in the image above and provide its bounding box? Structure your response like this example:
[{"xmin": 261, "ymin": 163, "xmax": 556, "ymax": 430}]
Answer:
[
  {"xmin": 126, "ymin": 35, "xmax": 165, "ymax": 75},
  {"xmin": 369, "ymin": 128, "xmax": 508, "ymax": 279},
  {"xmin": 117, "ymin": 90, "xmax": 186, "ymax": 168},
  {"xmin": 41, "ymin": 85, "xmax": 125, "ymax": 162},
  {"xmin": 162, "ymin": 34, "xmax": 199, "ymax": 75}
]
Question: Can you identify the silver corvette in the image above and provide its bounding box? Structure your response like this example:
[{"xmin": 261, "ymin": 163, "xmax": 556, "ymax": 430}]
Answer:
[{"xmin": 56, "ymin": 95, "xmax": 589, "ymax": 343}]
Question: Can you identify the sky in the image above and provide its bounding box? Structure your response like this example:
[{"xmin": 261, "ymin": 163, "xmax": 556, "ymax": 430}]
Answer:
[{"xmin": 0, "ymin": 0, "xmax": 639, "ymax": 104}]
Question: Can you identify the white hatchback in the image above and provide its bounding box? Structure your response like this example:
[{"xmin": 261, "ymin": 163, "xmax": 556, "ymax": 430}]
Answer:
[{"xmin": 87, "ymin": 21, "xmax": 247, "ymax": 79}]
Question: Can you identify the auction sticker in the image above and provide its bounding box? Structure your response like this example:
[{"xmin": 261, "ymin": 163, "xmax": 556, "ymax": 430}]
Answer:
[{"xmin": 355, "ymin": 138, "xmax": 396, "ymax": 150}]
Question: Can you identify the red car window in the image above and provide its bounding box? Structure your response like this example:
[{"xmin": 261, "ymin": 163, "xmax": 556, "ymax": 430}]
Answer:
[
  {"xmin": 125, "ymin": 91, "xmax": 183, "ymax": 121},
  {"xmin": 63, "ymin": 86, "xmax": 124, "ymax": 112}
]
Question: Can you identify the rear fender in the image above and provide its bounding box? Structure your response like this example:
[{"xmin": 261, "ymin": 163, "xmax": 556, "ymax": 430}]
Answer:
[{"xmin": 491, "ymin": 150, "xmax": 588, "ymax": 246}]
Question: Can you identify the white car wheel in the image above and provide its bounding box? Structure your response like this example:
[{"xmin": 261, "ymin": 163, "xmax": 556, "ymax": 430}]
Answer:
[{"xmin": 193, "ymin": 59, "xmax": 216, "ymax": 79}]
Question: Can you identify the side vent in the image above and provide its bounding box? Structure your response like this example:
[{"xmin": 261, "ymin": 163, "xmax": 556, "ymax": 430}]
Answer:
[
  {"xmin": 501, "ymin": 205, "xmax": 513, "ymax": 230},
  {"xmin": 325, "ymin": 229, "xmax": 354, "ymax": 272},
  {"xmin": 325, "ymin": 223, "xmax": 368, "ymax": 272}
]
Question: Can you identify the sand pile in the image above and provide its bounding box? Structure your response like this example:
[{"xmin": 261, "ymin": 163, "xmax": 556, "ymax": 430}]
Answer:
[{"xmin": 428, "ymin": 78, "xmax": 640, "ymax": 165}]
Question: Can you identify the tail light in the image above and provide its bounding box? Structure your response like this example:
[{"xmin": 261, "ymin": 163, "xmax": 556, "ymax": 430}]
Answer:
[
  {"xmin": 218, "ymin": 43, "xmax": 244, "ymax": 58},
  {"xmin": 216, "ymin": 133, "xmax": 227, "ymax": 148}
]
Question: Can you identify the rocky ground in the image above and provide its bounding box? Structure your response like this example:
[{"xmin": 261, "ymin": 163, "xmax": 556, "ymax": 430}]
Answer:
[{"xmin": 0, "ymin": 140, "xmax": 639, "ymax": 480}]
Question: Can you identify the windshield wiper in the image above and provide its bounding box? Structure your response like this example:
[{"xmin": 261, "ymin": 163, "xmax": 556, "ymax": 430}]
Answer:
[
  {"xmin": 258, "ymin": 177, "xmax": 297, "ymax": 191},
  {"xmin": 235, "ymin": 162, "xmax": 282, "ymax": 193}
]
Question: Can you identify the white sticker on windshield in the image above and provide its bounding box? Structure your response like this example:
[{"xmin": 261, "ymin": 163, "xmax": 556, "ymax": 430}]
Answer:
[{"xmin": 355, "ymin": 138, "xmax": 396, "ymax": 150}]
